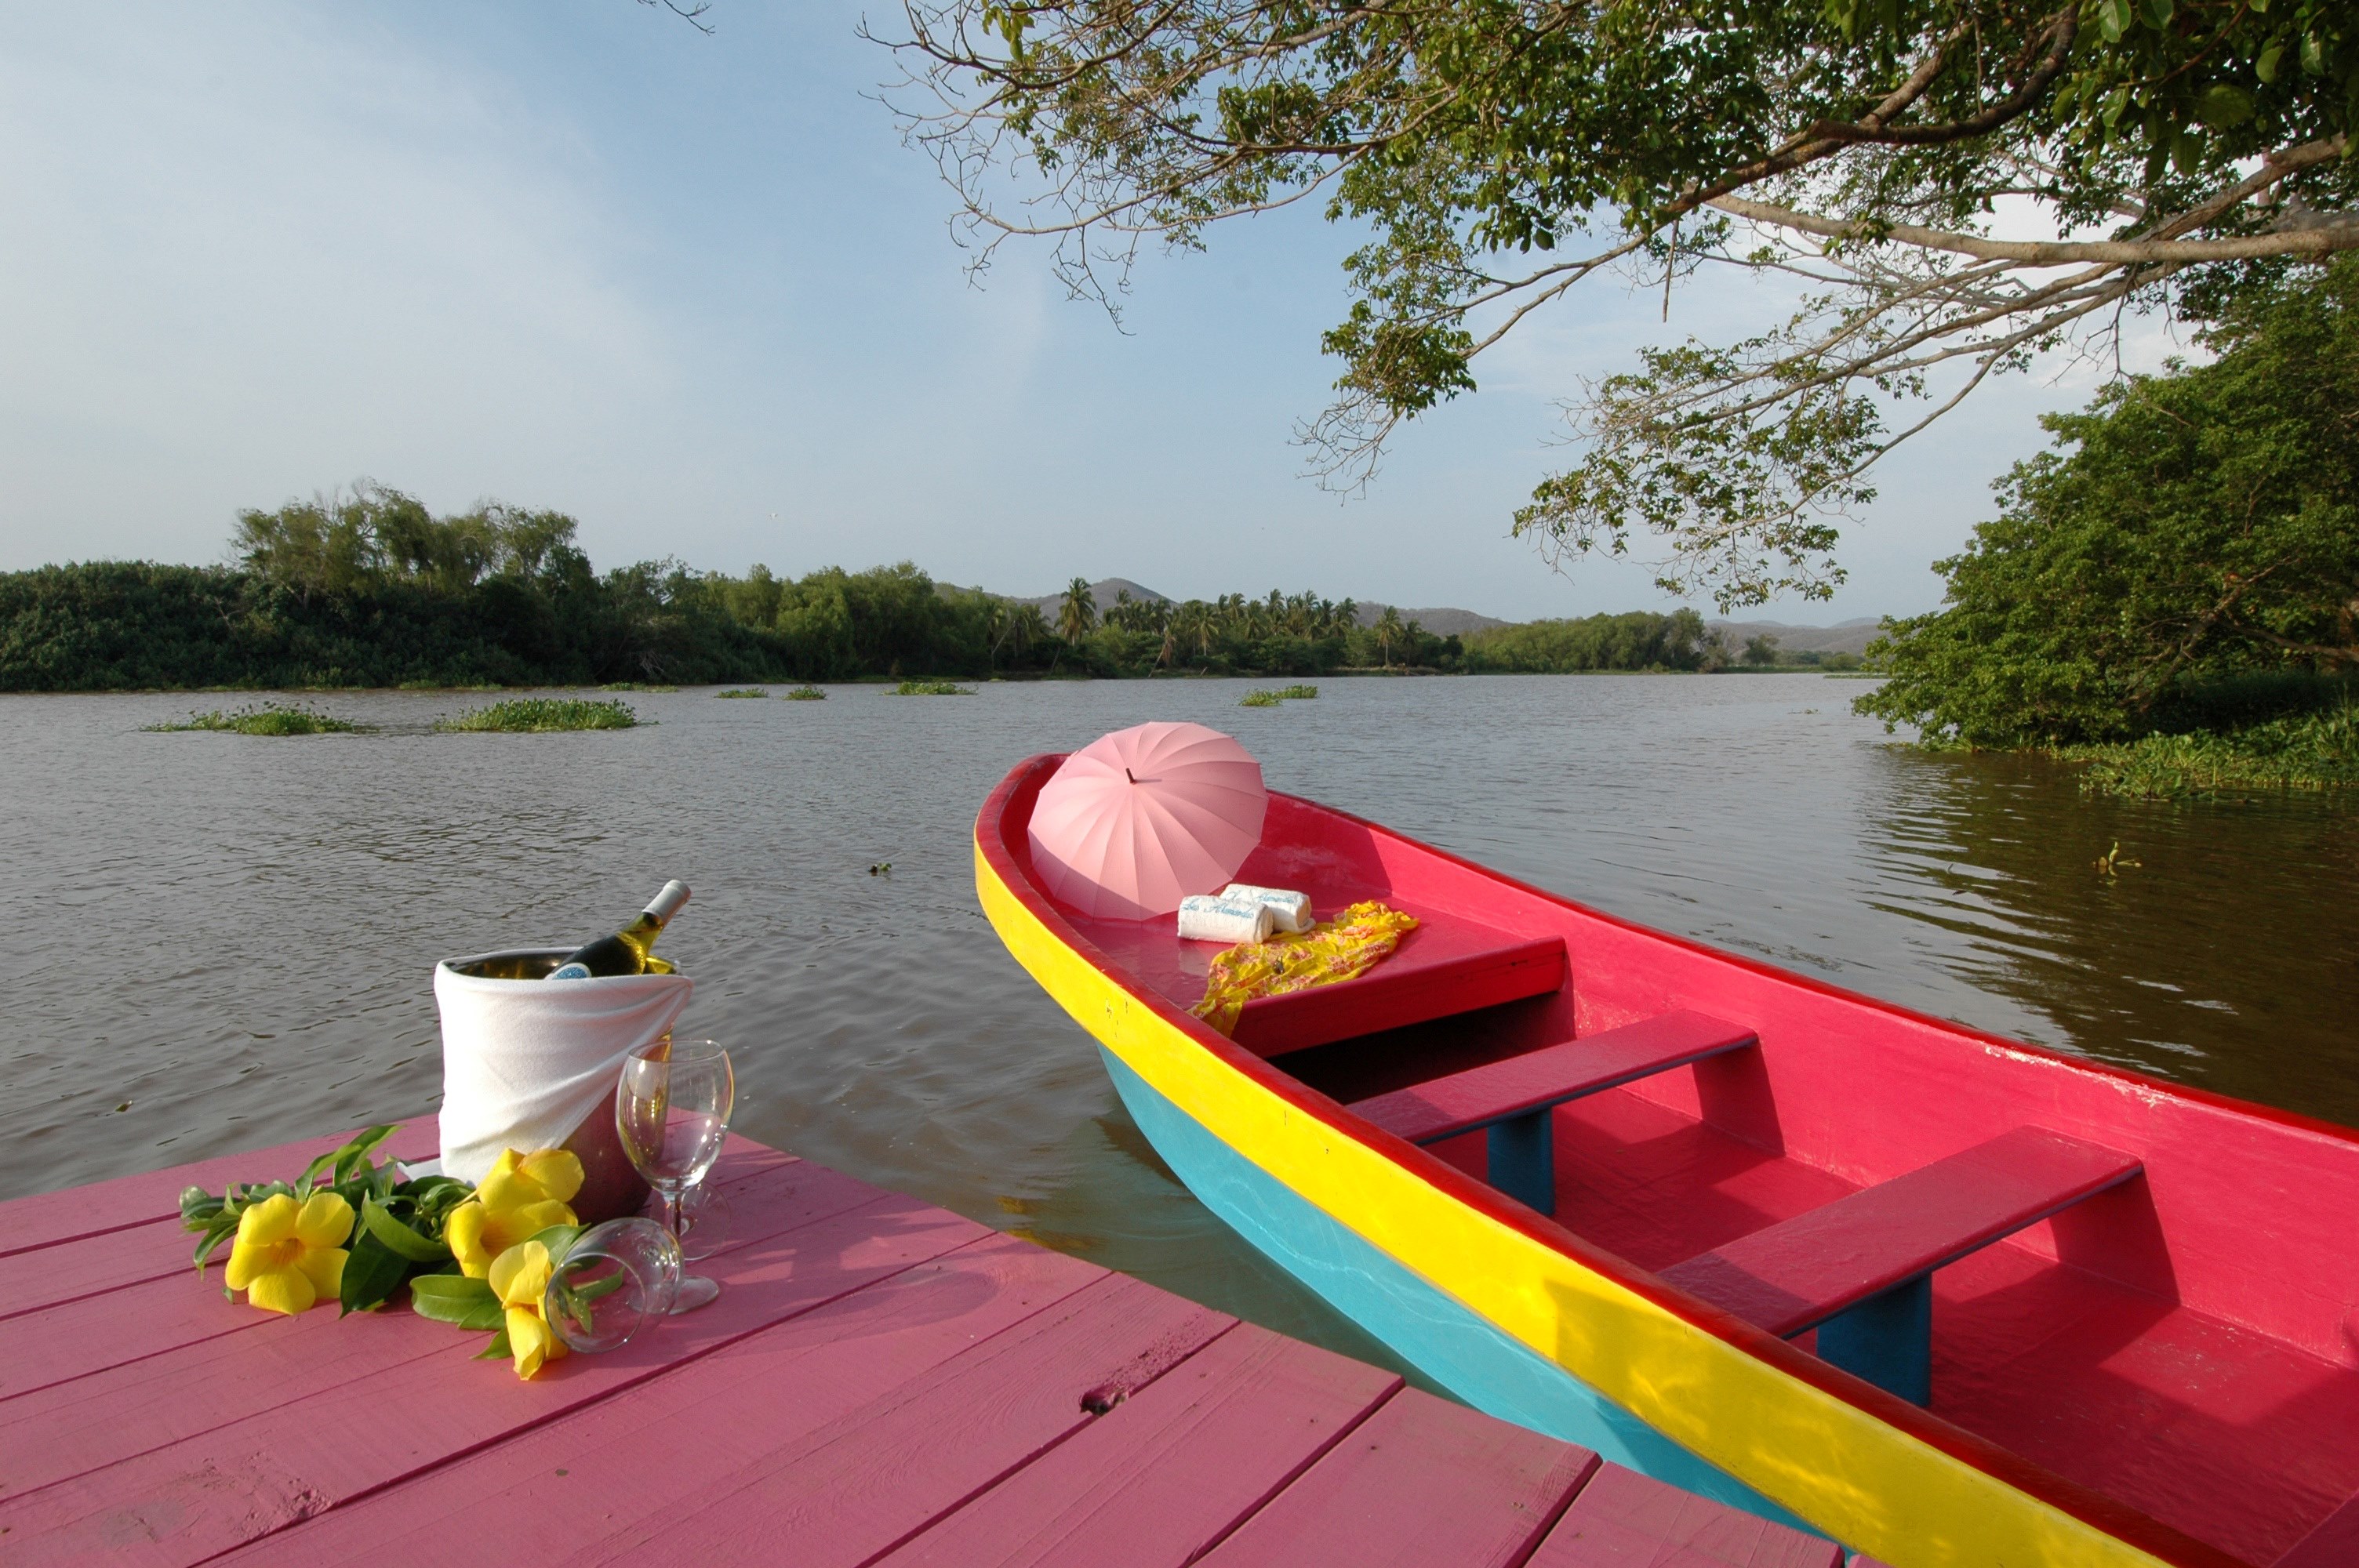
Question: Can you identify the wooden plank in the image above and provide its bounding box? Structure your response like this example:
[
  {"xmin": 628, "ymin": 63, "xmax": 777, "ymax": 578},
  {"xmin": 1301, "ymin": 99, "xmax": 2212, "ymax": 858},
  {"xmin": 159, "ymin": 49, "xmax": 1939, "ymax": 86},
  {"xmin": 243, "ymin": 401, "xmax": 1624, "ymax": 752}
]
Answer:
[
  {"xmin": 213, "ymin": 1245, "xmax": 1213, "ymax": 1568},
  {"xmin": 1234, "ymin": 925, "xmax": 1566, "ymax": 1058},
  {"xmin": 1196, "ymin": 1385, "xmax": 1598, "ymax": 1567},
  {"xmin": 2277, "ymin": 1488, "xmax": 2359, "ymax": 1568},
  {"xmin": 0, "ymin": 1123, "xmax": 442, "ymax": 1260},
  {"xmin": 1525, "ymin": 1464, "xmax": 1842, "ymax": 1566},
  {"xmin": 0, "ymin": 1157, "xmax": 869, "ymax": 1491},
  {"xmin": 555, "ymin": 1271, "xmax": 1236, "ymax": 1567},
  {"xmin": 1659, "ymin": 1127, "xmax": 2143, "ymax": 1338},
  {"xmin": 1350, "ymin": 1011, "xmax": 1757, "ymax": 1145},
  {"xmin": 0, "ymin": 1187, "xmax": 992, "ymax": 1566},
  {"xmin": 877, "ymin": 1323, "xmax": 1402, "ymax": 1568}
]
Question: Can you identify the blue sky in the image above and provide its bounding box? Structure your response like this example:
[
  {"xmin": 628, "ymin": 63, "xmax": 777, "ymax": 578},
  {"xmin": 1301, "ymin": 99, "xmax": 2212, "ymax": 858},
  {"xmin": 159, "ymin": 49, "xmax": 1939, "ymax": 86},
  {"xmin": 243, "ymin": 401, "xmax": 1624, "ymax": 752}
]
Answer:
[{"xmin": 0, "ymin": 3, "xmax": 2183, "ymax": 621}]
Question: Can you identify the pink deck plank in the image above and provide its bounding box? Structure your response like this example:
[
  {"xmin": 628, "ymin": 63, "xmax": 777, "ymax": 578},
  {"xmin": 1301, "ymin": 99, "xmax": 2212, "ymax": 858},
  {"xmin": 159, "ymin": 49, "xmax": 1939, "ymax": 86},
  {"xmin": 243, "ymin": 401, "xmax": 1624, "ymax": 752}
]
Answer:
[
  {"xmin": 1525, "ymin": 1464, "xmax": 1843, "ymax": 1566},
  {"xmin": 874, "ymin": 1322, "xmax": 1402, "ymax": 1568},
  {"xmin": 215, "ymin": 1234, "xmax": 1132, "ymax": 1568},
  {"xmin": 558, "ymin": 1271, "xmax": 1238, "ymax": 1568},
  {"xmin": 0, "ymin": 1216, "xmax": 208, "ymax": 1323},
  {"xmin": 0, "ymin": 1186, "xmax": 991, "ymax": 1565},
  {"xmin": 0, "ymin": 1122, "xmax": 444, "ymax": 1259},
  {"xmin": 1196, "ymin": 1384, "xmax": 1600, "ymax": 1567},
  {"xmin": 0, "ymin": 1157, "xmax": 868, "ymax": 1495}
]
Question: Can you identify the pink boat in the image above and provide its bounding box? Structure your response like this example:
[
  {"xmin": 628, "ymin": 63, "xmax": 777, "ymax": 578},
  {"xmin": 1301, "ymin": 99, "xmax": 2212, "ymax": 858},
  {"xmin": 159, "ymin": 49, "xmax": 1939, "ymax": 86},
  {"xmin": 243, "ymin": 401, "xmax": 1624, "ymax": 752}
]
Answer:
[{"xmin": 976, "ymin": 753, "xmax": 2359, "ymax": 1568}]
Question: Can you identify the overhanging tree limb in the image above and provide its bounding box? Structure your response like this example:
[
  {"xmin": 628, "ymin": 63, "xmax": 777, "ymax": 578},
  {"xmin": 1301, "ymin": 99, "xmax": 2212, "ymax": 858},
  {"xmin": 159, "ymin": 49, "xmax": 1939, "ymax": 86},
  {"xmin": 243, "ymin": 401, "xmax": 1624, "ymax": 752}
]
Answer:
[{"xmin": 879, "ymin": 0, "xmax": 2359, "ymax": 604}]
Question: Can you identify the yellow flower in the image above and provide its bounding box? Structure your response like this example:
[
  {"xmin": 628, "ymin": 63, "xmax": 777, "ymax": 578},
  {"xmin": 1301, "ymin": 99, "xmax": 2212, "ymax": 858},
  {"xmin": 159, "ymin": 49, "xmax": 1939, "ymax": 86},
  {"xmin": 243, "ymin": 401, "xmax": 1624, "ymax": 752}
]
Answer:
[
  {"xmin": 447, "ymin": 1148, "xmax": 583, "ymax": 1279},
  {"xmin": 223, "ymin": 1192, "xmax": 354, "ymax": 1314},
  {"xmin": 489, "ymin": 1239, "xmax": 567, "ymax": 1380},
  {"xmin": 478, "ymin": 1147, "xmax": 584, "ymax": 1210}
]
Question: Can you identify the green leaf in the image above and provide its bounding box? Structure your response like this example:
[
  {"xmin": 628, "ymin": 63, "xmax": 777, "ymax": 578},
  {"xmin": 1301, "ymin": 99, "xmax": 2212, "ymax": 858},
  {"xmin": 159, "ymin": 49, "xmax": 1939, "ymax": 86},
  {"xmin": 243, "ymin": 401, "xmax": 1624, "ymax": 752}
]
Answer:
[
  {"xmin": 180, "ymin": 1185, "xmax": 224, "ymax": 1229},
  {"xmin": 409, "ymin": 1272, "xmax": 505, "ymax": 1331},
  {"xmin": 525, "ymin": 1224, "xmax": 583, "ymax": 1261},
  {"xmin": 2259, "ymin": 42, "xmax": 2285, "ymax": 82},
  {"xmin": 339, "ymin": 1232, "xmax": 413, "ymax": 1316},
  {"xmin": 192, "ymin": 1214, "xmax": 239, "ymax": 1271},
  {"xmin": 362, "ymin": 1198, "xmax": 452, "ymax": 1264},
  {"xmin": 2301, "ymin": 31, "xmax": 2324, "ymax": 77},
  {"xmin": 2197, "ymin": 84, "xmax": 2255, "ymax": 127},
  {"xmin": 334, "ymin": 1124, "xmax": 399, "ymax": 1181},
  {"xmin": 2142, "ymin": 0, "xmax": 2172, "ymax": 25},
  {"xmin": 477, "ymin": 1327, "xmax": 513, "ymax": 1361},
  {"xmin": 2099, "ymin": 0, "xmax": 2132, "ymax": 42}
]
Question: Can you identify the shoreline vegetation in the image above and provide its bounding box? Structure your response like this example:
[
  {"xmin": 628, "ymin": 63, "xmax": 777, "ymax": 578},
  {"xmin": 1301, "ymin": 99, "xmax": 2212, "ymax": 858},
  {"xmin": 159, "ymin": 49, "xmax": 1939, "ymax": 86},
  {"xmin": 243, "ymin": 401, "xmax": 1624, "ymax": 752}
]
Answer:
[
  {"xmin": 2051, "ymin": 704, "xmax": 2359, "ymax": 799},
  {"xmin": 1859, "ymin": 261, "xmax": 2359, "ymax": 804},
  {"xmin": 0, "ymin": 489, "xmax": 1856, "ymax": 698}
]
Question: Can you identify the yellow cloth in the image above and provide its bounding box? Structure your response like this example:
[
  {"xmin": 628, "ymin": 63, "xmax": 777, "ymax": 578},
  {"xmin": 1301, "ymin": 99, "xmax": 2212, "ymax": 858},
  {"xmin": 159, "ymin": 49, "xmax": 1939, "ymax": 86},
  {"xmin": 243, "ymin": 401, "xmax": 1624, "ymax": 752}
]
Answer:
[{"xmin": 1192, "ymin": 901, "xmax": 1419, "ymax": 1036}]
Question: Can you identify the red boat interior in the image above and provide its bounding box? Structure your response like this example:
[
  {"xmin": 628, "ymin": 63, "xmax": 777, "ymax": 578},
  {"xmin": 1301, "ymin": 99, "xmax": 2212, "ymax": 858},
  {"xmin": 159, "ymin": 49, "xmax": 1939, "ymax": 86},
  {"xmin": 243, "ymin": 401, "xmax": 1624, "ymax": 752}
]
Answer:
[{"xmin": 1015, "ymin": 772, "xmax": 2359, "ymax": 1568}]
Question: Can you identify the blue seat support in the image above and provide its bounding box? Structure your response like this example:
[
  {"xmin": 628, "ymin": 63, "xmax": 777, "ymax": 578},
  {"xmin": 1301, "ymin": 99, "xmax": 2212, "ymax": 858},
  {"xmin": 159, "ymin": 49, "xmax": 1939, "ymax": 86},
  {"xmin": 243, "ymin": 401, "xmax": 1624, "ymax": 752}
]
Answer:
[{"xmin": 1350, "ymin": 1011, "xmax": 1759, "ymax": 1216}]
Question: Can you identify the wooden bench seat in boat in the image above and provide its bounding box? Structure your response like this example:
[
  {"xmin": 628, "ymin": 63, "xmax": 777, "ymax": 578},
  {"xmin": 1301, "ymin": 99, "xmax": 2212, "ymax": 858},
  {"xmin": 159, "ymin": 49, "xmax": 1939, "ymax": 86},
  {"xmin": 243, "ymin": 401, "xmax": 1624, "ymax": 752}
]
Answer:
[
  {"xmin": 1230, "ymin": 917, "xmax": 1568, "ymax": 1058},
  {"xmin": 1074, "ymin": 900, "xmax": 1571, "ymax": 1058},
  {"xmin": 1348, "ymin": 1011, "xmax": 1759, "ymax": 1214},
  {"xmin": 1659, "ymin": 1126, "xmax": 2144, "ymax": 1406}
]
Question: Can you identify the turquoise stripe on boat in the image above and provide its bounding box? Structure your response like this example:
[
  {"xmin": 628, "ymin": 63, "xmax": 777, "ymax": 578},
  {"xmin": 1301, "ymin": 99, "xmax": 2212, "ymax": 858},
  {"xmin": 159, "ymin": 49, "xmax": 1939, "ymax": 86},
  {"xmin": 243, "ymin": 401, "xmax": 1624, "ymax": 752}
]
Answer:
[{"xmin": 1100, "ymin": 1046, "xmax": 1819, "ymax": 1536}]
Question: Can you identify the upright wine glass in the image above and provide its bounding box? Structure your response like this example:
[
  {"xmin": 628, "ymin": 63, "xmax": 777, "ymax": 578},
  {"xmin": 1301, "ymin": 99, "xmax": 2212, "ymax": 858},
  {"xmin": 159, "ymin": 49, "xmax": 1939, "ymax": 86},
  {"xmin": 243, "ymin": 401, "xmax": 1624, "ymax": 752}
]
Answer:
[{"xmin": 615, "ymin": 1037, "xmax": 733, "ymax": 1311}]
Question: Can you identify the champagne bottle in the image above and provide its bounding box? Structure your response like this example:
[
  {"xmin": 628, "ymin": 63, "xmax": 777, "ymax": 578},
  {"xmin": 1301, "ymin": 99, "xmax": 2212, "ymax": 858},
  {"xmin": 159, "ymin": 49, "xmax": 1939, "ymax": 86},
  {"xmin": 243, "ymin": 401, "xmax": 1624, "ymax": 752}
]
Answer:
[{"xmin": 548, "ymin": 880, "xmax": 691, "ymax": 979}]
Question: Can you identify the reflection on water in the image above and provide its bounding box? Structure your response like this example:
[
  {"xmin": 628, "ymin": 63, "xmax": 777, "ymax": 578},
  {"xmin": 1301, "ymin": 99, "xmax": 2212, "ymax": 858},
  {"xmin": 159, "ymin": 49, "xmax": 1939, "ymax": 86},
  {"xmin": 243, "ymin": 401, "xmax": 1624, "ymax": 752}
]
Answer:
[
  {"xmin": 2, "ymin": 677, "xmax": 2352, "ymax": 1365},
  {"xmin": 1857, "ymin": 746, "xmax": 2359, "ymax": 1119}
]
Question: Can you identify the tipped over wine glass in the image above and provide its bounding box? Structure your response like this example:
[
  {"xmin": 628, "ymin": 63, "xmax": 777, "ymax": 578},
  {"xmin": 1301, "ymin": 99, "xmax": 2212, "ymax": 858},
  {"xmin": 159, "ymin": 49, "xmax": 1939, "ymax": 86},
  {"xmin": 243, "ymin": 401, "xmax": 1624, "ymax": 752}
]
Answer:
[{"xmin": 615, "ymin": 1036, "xmax": 732, "ymax": 1312}]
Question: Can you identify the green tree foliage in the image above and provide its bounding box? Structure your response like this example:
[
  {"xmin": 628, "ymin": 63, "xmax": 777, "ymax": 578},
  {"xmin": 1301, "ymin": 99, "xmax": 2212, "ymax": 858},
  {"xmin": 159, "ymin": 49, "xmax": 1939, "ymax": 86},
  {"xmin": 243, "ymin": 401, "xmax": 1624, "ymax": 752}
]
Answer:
[
  {"xmin": 886, "ymin": 0, "xmax": 2357, "ymax": 606},
  {"xmin": 1460, "ymin": 611, "xmax": 1711, "ymax": 673},
  {"xmin": 1, "ymin": 492, "xmax": 1502, "ymax": 688},
  {"xmin": 1056, "ymin": 576, "xmax": 1097, "ymax": 644},
  {"xmin": 1859, "ymin": 256, "xmax": 2359, "ymax": 746}
]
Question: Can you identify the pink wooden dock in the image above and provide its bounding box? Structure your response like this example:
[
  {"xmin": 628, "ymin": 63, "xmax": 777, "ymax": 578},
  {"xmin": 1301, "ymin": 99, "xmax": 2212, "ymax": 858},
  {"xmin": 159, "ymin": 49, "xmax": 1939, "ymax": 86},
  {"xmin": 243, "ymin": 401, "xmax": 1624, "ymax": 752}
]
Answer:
[{"xmin": 1, "ymin": 1120, "xmax": 1848, "ymax": 1566}]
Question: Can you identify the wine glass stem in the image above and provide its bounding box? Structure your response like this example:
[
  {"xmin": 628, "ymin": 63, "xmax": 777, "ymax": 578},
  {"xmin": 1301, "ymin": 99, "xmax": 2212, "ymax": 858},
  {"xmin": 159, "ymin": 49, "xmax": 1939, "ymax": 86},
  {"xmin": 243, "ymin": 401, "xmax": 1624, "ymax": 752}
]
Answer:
[{"xmin": 661, "ymin": 1183, "xmax": 686, "ymax": 1240}]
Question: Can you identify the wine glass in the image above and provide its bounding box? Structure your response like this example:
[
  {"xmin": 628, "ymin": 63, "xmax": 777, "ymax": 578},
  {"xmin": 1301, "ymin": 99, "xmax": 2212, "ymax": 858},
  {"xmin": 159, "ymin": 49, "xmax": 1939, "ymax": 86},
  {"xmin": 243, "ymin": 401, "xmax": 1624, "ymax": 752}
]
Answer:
[
  {"xmin": 654, "ymin": 1174, "xmax": 731, "ymax": 1262},
  {"xmin": 615, "ymin": 1037, "xmax": 733, "ymax": 1311},
  {"xmin": 545, "ymin": 1218, "xmax": 681, "ymax": 1352}
]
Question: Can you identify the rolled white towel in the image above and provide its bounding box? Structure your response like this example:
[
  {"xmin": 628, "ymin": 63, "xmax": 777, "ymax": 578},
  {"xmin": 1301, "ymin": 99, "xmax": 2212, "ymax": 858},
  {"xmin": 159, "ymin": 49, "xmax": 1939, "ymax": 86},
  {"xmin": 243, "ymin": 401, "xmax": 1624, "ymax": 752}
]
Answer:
[
  {"xmin": 1178, "ymin": 895, "xmax": 1276, "ymax": 945},
  {"xmin": 1220, "ymin": 884, "xmax": 1314, "ymax": 934}
]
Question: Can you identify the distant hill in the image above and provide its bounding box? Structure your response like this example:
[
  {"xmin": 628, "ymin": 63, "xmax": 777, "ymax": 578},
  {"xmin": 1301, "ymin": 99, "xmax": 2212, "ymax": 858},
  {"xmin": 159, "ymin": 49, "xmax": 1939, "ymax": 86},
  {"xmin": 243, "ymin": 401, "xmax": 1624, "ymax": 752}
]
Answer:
[
  {"xmin": 1003, "ymin": 578, "xmax": 1173, "ymax": 617},
  {"xmin": 1350, "ymin": 603, "xmax": 1508, "ymax": 637},
  {"xmin": 1707, "ymin": 618, "xmax": 1884, "ymax": 657},
  {"xmin": 997, "ymin": 578, "xmax": 1504, "ymax": 635}
]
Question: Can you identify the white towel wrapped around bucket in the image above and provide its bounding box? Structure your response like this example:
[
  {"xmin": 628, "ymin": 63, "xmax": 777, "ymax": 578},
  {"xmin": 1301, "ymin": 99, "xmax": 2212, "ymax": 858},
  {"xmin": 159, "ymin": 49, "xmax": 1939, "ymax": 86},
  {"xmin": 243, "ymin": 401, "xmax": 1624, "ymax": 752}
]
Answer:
[
  {"xmin": 1219, "ymin": 884, "xmax": 1314, "ymax": 934},
  {"xmin": 434, "ymin": 950, "xmax": 693, "ymax": 1185},
  {"xmin": 1177, "ymin": 895, "xmax": 1275, "ymax": 945}
]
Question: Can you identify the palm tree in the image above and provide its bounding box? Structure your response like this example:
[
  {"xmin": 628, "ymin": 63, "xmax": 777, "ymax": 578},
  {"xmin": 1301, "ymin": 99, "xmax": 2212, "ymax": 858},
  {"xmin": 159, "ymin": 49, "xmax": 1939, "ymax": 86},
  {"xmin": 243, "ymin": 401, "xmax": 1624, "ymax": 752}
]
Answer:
[
  {"xmin": 1174, "ymin": 600, "xmax": 1215, "ymax": 662},
  {"xmin": 1376, "ymin": 605, "xmax": 1405, "ymax": 669},
  {"xmin": 1058, "ymin": 577, "xmax": 1096, "ymax": 644}
]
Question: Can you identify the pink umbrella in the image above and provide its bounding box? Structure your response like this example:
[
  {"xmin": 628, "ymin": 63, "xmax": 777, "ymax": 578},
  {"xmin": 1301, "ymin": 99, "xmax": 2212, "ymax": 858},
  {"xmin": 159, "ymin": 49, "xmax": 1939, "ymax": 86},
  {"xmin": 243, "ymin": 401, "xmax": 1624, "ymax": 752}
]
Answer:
[{"xmin": 1027, "ymin": 721, "xmax": 1268, "ymax": 920}]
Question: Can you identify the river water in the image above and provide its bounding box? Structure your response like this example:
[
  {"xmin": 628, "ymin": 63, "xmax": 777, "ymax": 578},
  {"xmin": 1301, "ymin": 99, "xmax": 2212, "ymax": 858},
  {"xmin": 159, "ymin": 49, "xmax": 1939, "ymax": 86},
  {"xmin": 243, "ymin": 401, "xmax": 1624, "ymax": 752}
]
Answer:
[{"xmin": 5, "ymin": 677, "xmax": 2354, "ymax": 1364}]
